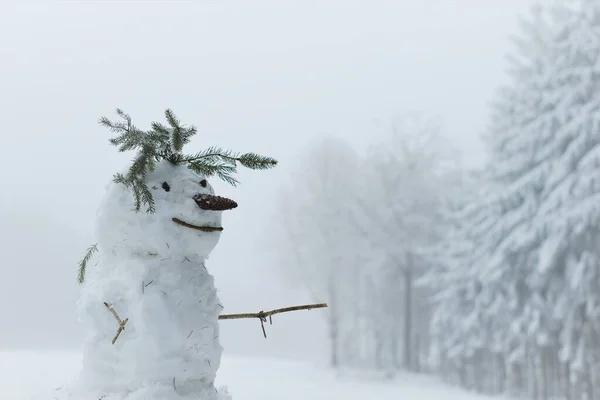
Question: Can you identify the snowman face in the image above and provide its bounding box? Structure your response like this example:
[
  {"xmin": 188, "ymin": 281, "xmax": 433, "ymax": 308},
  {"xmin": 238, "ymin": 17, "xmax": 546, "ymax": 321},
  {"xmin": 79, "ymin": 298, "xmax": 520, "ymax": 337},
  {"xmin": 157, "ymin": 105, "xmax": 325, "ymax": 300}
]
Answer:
[{"xmin": 95, "ymin": 160, "xmax": 237, "ymax": 258}]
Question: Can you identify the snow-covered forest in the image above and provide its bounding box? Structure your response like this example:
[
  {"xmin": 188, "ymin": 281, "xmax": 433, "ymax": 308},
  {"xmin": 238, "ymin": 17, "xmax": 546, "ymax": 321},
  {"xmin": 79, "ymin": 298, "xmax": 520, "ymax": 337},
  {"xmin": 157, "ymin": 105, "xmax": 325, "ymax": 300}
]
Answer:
[{"xmin": 270, "ymin": 2, "xmax": 600, "ymax": 399}]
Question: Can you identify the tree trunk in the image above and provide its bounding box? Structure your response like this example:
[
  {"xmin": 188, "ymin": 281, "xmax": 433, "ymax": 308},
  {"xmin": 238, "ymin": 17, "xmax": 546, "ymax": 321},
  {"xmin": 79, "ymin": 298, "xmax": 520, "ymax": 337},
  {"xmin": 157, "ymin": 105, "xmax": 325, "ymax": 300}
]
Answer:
[
  {"xmin": 474, "ymin": 350, "xmax": 484, "ymax": 393},
  {"xmin": 403, "ymin": 258, "xmax": 413, "ymax": 371},
  {"xmin": 565, "ymin": 361, "xmax": 572, "ymax": 400},
  {"xmin": 540, "ymin": 347, "xmax": 548, "ymax": 400},
  {"xmin": 553, "ymin": 350, "xmax": 560, "ymax": 399},
  {"xmin": 507, "ymin": 360, "xmax": 521, "ymax": 397},
  {"xmin": 585, "ymin": 360, "xmax": 594, "ymax": 400},
  {"xmin": 374, "ymin": 330, "xmax": 383, "ymax": 370},
  {"xmin": 459, "ymin": 361, "xmax": 467, "ymax": 389},
  {"xmin": 532, "ymin": 351, "xmax": 539, "ymax": 400},
  {"xmin": 496, "ymin": 352, "xmax": 506, "ymax": 395},
  {"xmin": 413, "ymin": 334, "xmax": 421, "ymax": 373},
  {"xmin": 515, "ymin": 362, "xmax": 523, "ymax": 398},
  {"xmin": 328, "ymin": 275, "xmax": 339, "ymax": 368},
  {"xmin": 391, "ymin": 325, "xmax": 399, "ymax": 369}
]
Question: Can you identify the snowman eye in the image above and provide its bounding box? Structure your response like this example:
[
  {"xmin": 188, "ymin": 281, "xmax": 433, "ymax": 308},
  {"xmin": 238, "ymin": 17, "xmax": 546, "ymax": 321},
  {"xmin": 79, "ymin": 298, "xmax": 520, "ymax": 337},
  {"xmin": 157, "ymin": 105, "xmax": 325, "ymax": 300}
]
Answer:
[
  {"xmin": 199, "ymin": 179, "xmax": 207, "ymax": 188},
  {"xmin": 162, "ymin": 182, "xmax": 171, "ymax": 192}
]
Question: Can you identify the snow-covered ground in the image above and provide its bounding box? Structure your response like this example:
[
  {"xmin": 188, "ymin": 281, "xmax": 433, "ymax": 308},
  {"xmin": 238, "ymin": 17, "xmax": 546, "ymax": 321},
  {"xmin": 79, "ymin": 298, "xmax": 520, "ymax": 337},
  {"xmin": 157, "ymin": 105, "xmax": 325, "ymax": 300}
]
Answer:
[{"xmin": 2, "ymin": 350, "xmax": 504, "ymax": 400}]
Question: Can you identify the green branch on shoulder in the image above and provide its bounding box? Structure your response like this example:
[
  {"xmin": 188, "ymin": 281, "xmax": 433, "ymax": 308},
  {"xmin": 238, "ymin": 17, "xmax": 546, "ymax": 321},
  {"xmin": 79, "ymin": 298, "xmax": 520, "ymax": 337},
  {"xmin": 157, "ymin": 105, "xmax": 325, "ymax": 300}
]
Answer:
[{"xmin": 77, "ymin": 243, "xmax": 99, "ymax": 284}]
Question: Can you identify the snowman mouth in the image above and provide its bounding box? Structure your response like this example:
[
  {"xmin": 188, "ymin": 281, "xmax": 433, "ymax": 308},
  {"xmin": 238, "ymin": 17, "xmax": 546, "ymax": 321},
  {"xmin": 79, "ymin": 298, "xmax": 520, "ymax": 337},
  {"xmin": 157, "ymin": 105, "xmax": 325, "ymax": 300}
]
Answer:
[
  {"xmin": 171, "ymin": 194, "xmax": 237, "ymax": 232},
  {"xmin": 172, "ymin": 217, "xmax": 224, "ymax": 232}
]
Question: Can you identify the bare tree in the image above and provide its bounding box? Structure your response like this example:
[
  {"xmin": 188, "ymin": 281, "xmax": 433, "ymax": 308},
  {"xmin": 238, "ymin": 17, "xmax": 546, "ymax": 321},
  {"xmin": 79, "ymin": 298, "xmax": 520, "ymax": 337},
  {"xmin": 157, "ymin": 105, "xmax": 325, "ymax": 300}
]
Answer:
[{"xmin": 270, "ymin": 136, "xmax": 365, "ymax": 368}]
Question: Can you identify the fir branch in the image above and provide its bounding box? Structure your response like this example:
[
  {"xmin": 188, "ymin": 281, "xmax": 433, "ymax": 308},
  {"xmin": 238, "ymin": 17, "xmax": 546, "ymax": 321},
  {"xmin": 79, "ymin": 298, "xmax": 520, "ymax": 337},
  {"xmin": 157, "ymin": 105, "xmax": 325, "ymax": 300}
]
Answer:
[
  {"xmin": 99, "ymin": 108, "xmax": 131, "ymax": 133},
  {"xmin": 114, "ymin": 173, "xmax": 156, "ymax": 213},
  {"xmin": 238, "ymin": 152, "xmax": 279, "ymax": 169},
  {"xmin": 100, "ymin": 109, "xmax": 148, "ymax": 153},
  {"xmin": 100, "ymin": 108, "xmax": 277, "ymax": 214},
  {"xmin": 128, "ymin": 144, "xmax": 154, "ymax": 177},
  {"xmin": 180, "ymin": 126, "xmax": 196, "ymax": 147},
  {"xmin": 164, "ymin": 109, "xmax": 196, "ymax": 153},
  {"xmin": 215, "ymin": 166, "xmax": 239, "ymax": 186},
  {"xmin": 187, "ymin": 158, "xmax": 239, "ymax": 186},
  {"xmin": 77, "ymin": 243, "xmax": 98, "ymax": 284},
  {"xmin": 148, "ymin": 122, "xmax": 172, "ymax": 157},
  {"xmin": 182, "ymin": 146, "xmax": 238, "ymax": 165},
  {"xmin": 165, "ymin": 108, "xmax": 184, "ymax": 152},
  {"xmin": 150, "ymin": 121, "xmax": 170, "ymax": 137},
  {"xmin": 183, "ymin": 147, "xmax": 278, "ymax": 170},
  {"xmin": 138, "ymin": 176, "xmax": 155, "ymax": 212}
]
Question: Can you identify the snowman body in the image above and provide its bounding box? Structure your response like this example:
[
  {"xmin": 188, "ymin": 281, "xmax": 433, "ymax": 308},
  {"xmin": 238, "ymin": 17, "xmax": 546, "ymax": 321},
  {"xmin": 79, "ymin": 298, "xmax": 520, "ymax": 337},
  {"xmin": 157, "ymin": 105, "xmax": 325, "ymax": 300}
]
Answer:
[{"xmin": 60, "ymin": 160, "xmax": 233, "ymax": 400}]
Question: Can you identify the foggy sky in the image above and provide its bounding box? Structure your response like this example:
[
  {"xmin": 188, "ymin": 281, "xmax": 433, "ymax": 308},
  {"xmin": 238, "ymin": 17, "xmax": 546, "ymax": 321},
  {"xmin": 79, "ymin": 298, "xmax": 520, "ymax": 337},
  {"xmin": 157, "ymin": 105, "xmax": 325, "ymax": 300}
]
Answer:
[{"xmin": 1, "ymin": 0, "xmax": 533, "ymax": 363}]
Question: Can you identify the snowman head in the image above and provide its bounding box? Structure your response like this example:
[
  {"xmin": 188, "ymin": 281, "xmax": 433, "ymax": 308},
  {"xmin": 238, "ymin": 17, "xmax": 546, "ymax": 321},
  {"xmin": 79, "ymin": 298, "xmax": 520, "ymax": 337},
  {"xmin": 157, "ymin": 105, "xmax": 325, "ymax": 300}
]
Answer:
[
  {"xmin": 96, "ymin": 159, "xmax": 237, "ymax": 259},
  {"xmin": 76, "ymin": 108, "xmax": 276, "ymax": 281}
]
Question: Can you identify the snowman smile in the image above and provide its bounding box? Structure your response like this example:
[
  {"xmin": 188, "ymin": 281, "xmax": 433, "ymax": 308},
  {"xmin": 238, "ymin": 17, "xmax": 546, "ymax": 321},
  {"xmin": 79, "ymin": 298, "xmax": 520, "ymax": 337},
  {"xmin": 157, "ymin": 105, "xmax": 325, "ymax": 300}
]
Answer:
[{"xmin": 172, "ymin": 217, "xmax": 224, "ymax": 232}]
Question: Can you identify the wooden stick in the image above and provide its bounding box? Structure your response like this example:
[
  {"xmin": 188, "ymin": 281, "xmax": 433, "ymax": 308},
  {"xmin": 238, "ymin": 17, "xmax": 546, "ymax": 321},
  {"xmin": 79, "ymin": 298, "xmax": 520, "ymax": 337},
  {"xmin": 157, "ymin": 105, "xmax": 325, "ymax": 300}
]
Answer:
[
  {"xmin": 218, "ymin": 303, "xmax": 328, "ymax": 338},
  {"xmin": 172, "ymin": 217, "xmax": 223, "ymax": 232},
  {"xmin": 218, "ymin": 303, "xmax": 328, "ymax": 320},
  {"xmin": 104, "ymin": 302, "xmax": 129, "ymax": 345}
]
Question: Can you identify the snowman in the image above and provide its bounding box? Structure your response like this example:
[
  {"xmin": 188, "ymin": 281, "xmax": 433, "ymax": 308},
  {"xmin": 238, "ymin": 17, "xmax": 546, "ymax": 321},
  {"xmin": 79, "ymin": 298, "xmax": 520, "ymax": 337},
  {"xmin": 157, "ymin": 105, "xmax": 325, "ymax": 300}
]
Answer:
[{"xmin": 54, "ymin": 109, "xmax": 277, "ymax": 400}]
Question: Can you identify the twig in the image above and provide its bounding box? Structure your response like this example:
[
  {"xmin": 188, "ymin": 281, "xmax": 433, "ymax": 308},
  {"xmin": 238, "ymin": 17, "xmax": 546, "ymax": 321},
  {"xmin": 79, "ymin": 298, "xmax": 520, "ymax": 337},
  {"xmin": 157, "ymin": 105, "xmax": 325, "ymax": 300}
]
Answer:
[
  {"xmin": 218, "ymin": 303, "xmax": 327, "ymax": 338},
  {"xmin": 103, "ymin": 302, "xmax": 129, "ymax": 344},
  {"xmin": 218, "ymin": 303, "xmax": 328, "ymax": 320},
  {"xmin": 142, "ymin": 280, "xmax": 153, "ymax": 294},
  {"xmin": 172, "ymin": 217, "xmax": 223, "ymax": 232}
]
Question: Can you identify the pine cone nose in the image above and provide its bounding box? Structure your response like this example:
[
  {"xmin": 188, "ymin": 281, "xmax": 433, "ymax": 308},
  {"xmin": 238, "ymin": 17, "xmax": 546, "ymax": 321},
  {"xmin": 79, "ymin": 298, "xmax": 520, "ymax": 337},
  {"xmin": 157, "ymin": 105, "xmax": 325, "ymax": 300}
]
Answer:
[{"xmin": 193, "ymin": 194, "xmax": 238, "ymax": 211}]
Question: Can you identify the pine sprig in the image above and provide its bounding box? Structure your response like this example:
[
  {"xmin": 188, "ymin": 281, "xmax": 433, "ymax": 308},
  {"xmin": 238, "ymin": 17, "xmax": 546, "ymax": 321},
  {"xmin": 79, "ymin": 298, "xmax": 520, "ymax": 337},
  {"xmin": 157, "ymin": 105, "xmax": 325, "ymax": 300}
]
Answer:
[
  {"xmin": 99, "ymin": 108, "xmax": 278, "ymax": 213},
  {"xmin": 187, "ymin": 158, "xmax": 239, "ymax": 186},
  {"xmin": 182, "ymin": 146, "xmax": 278, "ymax": 170},
  {"xmin": 114, "ymin": 172, "xmax": 156, "ymax": 213},
  {"xmin": 77, "ymin": 243, "xmax": 98, "ymax": 284},
  {"xmin": 238, "ymin": 152, "xmax": 279, "ymax": 169},
  {"xmin": 164, "ymin": 108, "xmax": 196, "ymax": 152}
]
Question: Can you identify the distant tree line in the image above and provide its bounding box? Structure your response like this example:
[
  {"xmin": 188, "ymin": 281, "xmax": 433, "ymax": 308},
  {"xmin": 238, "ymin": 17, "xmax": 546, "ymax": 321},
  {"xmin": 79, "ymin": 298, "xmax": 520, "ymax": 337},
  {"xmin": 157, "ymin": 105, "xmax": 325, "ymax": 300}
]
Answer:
[{"xmin": 269, "ymin": 1, "xmax": 600, "ymax": 400}]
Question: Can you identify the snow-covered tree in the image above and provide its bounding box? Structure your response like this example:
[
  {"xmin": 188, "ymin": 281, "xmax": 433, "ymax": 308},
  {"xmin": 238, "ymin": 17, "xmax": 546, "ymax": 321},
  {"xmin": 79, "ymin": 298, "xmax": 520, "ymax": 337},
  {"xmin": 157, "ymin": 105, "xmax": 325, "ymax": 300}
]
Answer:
[
  {"xmin": 424, "ymin": 170, "xmax": 490, "ymax": 385},
  {"xmin": 529, "ymin": 0, "xmax": 600, "ymax": 392},
  {"xmin": 272, "ymin": 136, "xmax": 368, "ymax": 368},
  {"xmin": 428, "ymin": 2, "xmax": 600, "ymax": 398},
  {"xmin": 350, "ymin": 119, "xmax": 459, "ymax": 372},
  {"xmin": 271, "ymin": 117, "xmax": 462, "ymax": 373},
  {"xmin": 425, "ymin": 4, "xmax": 563, "ymax": 396}
]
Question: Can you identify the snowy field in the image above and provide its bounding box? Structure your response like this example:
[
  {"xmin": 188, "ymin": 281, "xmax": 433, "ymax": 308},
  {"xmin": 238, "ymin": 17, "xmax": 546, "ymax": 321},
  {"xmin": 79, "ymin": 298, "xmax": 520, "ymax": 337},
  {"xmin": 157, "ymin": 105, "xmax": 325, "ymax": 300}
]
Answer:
[{"xmin": 2, "ymin": 350, "xmax": 503, "ymax": 400}]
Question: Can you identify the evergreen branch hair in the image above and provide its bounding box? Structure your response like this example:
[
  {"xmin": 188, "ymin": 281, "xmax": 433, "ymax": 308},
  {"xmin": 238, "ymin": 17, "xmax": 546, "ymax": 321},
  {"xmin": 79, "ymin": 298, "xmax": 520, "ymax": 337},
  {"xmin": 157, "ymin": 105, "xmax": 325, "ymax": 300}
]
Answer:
[{"xmin": 99, "ymin": 108, "xmax": 278, "ymax": 213}]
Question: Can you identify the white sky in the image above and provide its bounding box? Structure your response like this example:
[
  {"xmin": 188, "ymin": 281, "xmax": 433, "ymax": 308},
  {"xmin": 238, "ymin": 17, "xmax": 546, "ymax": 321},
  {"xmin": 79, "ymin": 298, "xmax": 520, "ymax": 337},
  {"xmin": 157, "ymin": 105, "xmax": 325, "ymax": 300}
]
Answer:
[{"xmin": 0, "ymin": 0, "xmax": 534, "ymax": 362}]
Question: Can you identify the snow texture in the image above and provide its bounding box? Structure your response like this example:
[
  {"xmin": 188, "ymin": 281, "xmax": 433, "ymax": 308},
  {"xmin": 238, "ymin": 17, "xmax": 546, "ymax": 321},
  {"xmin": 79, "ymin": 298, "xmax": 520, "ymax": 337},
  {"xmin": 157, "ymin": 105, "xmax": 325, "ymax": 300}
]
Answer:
[
  {"xmin": 14, "ymin": 351, "xmax": 505, "ymax": 400},
  {"xmin": 56, "ymin": 160, "xmax": 232, "ymax": 399}
]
